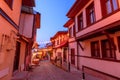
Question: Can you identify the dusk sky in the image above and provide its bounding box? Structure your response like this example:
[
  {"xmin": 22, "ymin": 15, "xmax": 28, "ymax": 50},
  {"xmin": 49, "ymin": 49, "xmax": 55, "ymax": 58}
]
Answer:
[{"xmin": 34, "ymin": 0, "xmax": 75, "ymax": 44}]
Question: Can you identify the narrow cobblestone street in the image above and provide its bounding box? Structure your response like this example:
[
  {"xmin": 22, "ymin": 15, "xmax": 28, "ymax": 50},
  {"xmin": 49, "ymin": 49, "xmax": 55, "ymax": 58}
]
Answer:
[{"xmin": 28, "ymin": 61, "xmax": 82, "ymax": 80}]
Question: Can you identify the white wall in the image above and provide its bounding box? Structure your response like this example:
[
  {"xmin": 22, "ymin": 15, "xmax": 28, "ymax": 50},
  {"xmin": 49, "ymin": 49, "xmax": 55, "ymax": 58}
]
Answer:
[{"xmin": 19, "ymin": 13, "xmax": 34, "ymax": 38}]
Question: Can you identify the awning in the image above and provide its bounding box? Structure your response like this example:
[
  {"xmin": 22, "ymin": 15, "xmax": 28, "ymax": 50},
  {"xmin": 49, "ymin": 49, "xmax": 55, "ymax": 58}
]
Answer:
[{"xmin": 54, "ymin": 41, "xmax": 68, "ymax": 48}]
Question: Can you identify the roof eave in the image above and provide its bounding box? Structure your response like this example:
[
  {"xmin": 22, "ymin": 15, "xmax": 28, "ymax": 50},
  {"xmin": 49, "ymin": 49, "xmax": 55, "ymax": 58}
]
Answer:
[
  {"xmin": 66, "ymin": 0, "xmax": 90, "ymax": 18},
  {"xmin": 64, "ymin": 19, "xmax": 74, "ymax": 28},
  {"xmin": 22, "ymin": 0, "xmax": 35, "ymax": 7}
]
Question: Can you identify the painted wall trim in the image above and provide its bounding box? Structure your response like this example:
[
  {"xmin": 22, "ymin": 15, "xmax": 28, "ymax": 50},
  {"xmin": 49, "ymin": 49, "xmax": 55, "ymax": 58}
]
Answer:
[
  {"xmin": 0, "ymin": 8, "xmax": 19, "ymax": 30},
  {"xmin": 83, "ymin": 65, "xmax": 120, "ymax": 79}
]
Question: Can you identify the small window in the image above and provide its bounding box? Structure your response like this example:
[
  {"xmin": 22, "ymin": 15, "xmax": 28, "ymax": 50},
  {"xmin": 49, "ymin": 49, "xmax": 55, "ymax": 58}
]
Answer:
[
  {"xmin": 117, "ymin": 36, "xmax": 120, "ymax": 52},
  {"xmin": 69, "ymin": 25, "xmax": 75, "ymax": 38},
  {"xmin": 112, "ymin": 0, "xmax": 119, "ymax": 10},
  {"xmin": 73, "ymin": 25, "xmax": 76, "ymax": 37},
  {"xmin": 57, "ymin": 39, "xmax": 59, "ymax": 45},
  {"xmin": 71, "ymin": 48, "xmax": 75, "ymax": 65},
  {"xmin": 101, "ymin": 39, "xmax": 116, "ymax": 59},
  {"xmin": 86, "ymin": 2, "xmax": 96, "ymax": 26},
  {"xmin": 100, "ymin": 0, "xmax": 119, "ymax": 16},
  {"xmin": 4, "ymin": 0, "xmax": 13, "ymax": 9},
  {"xmin": 60, "ymin": 38, "xmax": 62, "ymax": 44},
  {"xmin": 106, "ymin": 0, "xmax": 112, "ymax": 14},
  {"xmin": 77, "ymin": 13, "xmax": 83, "ymax": 31},
  {"xmin": 69, "ymin": 27, "xmax": 72, "ymax": 38},
  {"xmin": 63, "ymin": 48, "xmax": 67, "ymax": 62},
  {"xmin": 91, "ymin": 41, "xmax": 100, "ymax": 58}
]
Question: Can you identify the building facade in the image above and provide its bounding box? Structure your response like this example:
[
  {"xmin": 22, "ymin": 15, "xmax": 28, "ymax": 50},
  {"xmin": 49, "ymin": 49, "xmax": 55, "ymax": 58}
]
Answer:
[
  {"xmin": 64, "ymin": 19, "xmax": 79, "ymax": 71},
  {"xmin": 19, "ymin": 1, "xmax": 40, "ymax": 71},
  {"xmin": 0, "ymin": 0, "xmax": 40, "ymax": 80},
  {"xmin": 65, "ymin": 0, "xmax": 120, "ymax": 79},
  {"xmin": 50, "ymin": 31, "xmax": 69, "ymax": 70}
]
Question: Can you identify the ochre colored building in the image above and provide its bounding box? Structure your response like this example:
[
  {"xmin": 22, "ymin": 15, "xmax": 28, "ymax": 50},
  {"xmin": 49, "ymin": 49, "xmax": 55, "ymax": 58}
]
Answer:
[
  {"xmin": 0, "ymin": 0, "xmax": 40, "ymax": 80},
  {"xmin": 50, "ymin": 31, "xmax": 69, "ymax": 70}
]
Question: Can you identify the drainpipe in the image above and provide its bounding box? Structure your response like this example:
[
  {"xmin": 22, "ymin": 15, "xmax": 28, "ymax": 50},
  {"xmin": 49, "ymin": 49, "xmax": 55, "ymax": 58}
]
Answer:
[
  {"xmin": 82, "ymin": 72, "xmax": 85, "ymax": 80},
  {"xmin": 82, "ymin": 67, "xmax": 85, "ymax": 80}
]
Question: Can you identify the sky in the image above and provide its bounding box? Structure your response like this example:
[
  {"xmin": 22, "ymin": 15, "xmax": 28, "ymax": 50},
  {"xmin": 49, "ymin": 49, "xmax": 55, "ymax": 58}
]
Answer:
[{"xmin": 34, "ymin": 0, "xmax": 75, "ymax": 45}]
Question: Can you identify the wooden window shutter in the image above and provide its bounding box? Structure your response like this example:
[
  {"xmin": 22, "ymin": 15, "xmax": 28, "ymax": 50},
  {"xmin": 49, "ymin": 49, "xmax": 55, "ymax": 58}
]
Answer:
[
  {"xmin": 35, "ymin": 13, "xmax": 40, "ymax": 28},
  {"xmin": 100, "ymin": 0, "xmax": 107, "ymax": 17}
]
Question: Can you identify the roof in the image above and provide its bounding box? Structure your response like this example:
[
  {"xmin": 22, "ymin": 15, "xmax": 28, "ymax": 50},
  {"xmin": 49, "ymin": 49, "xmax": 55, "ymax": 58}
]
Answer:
[
  {"xmin": 66, "ymin": 0, "xmax": 90, "ymax": 18},
  {"xmin": 51, "ymin": 31, "xmax": 68, "ymax": 39},
  {"xmin": 22, "ymin": 0, "xmax": 35, "ymax": 7},
  {"xmin": 64, "ymin": 19, "xmax": 74, "ymax": 28},
  {"xmin": 54, "ymin": 40, "xmax": 68, "ymax": 48}
]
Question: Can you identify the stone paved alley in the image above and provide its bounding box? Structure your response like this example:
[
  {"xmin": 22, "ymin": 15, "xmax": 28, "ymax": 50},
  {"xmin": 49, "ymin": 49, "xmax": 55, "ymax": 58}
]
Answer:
[{"xmin": 28, "ymin": 61, "xmax": 82, "ymax": 80}]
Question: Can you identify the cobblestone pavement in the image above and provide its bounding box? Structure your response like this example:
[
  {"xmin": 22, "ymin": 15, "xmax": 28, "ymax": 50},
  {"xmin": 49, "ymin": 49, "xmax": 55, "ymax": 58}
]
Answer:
[{"xmin": 28, "ymin": 61, "xmax": 82, "ymax": 80}]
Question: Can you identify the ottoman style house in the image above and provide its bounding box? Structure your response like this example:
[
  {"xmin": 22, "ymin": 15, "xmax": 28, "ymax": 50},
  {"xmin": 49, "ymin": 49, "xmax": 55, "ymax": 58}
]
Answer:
[
  {"xmin": 0, "ymin": 0, "xmax": 40, "ymax": 80},
  {"xmin": 50, "ymin": 31, "xmax": 69, "ymax": 70},
  {"xmin": 64, "ymin": 0, "xmax": 120, "ymax": 79}
]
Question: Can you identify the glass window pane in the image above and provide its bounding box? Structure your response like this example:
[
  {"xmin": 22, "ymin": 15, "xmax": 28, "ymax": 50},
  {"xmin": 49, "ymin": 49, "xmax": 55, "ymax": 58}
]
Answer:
[
  {"xmin": 106, "ymin": 0, "xmax": 112, "ymax": 14},
  {"xmin": 78, "ymin": 13, "xmax": 83, "ymax": 31},
  {"xmin": 106, "ymin": 50, "xmax": 111, "ymax": 57},
  {"xmin": 91, "ymin": 41, "xmax": 100, "ymax": 57},
  {"xmin": 112, "ymin": 0, "xmax": 118, "ymax": 10}
]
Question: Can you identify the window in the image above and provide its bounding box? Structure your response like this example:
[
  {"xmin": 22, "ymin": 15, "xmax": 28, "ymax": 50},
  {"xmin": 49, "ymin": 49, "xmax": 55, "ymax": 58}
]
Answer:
[
  {"xmin": 69, "ymin": 27, "xmax": 72, "ymax": 38},
  {"xmin": 117, "ymin": 36, "xmax": 120, "ymax": 52},
  {"xmin": 69, "ymin": 26, "xmax": 75, "ymax": 38},
  {"xmin": 73, "ymin": 25, "xmax": 76, "ymax": 37},
  {"xmin": 106, "ymin": 0, "xmax": 112, "ymax": 14},
  {"xmin": 57, "ymin": 39, "xmax": 59, "ymax": 45},
  {"xmin": 86, "ymin": 2, "xmax": 96, "ymax": 25},
  {"xmin": 100, "ymin": 0, "xmax": 119, "ymax": 16},
  {"xmin": 60, "ymin": 37, "xmax": 62, "ymax": 44},
  {"xmin": 63, "ymin": 48, "xmax": 67, "ymax": 62},
  {"xmin": 91, "ymin": 41, "xmax": 100, "ymax": 57},
  {"xmin": 71, "ymin": 48, "xmax": 75, "ymax": 65},
  {"xmin": 101, "ymin": 39, "xmax": 116, "ymax": 59},
  {"xmin": 4, "ymin": 0, "xmax": 13, "ymax": 9},
  {"xmin": 77, "ymin": 13, "xmax": 83, "ymax": 31}
]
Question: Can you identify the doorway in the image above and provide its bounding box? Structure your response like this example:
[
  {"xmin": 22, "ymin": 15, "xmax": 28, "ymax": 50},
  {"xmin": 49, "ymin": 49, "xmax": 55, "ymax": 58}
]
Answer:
[{"xmin": 13, "ymin": 41, "xmax": 21, "ymax": 72}]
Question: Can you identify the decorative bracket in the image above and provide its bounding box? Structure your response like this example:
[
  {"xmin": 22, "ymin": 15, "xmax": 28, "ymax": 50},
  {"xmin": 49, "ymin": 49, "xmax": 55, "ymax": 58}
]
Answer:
[
  {"xmin": 77, "ymin": 41, "xmax": 84, "ymax": 51},
  {"xmin": 102, "ymin": 31, "xmax": 116, "ymax": 50}
]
